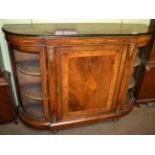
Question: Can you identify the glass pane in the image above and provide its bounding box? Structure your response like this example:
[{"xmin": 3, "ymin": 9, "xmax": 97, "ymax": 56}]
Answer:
[
  {"xmin": 13, "ymin": 49, "xmax": 44, "ymax": 119},
  {"xmin": 125, "ymin": 53, "xmax": 141, "ymax": 104},
  {"xmin": 125, "ymin": 88, "xmax": 134, "ymax": 104}
]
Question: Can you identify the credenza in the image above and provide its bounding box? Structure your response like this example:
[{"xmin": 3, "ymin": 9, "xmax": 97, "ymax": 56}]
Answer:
[{"xmin": 2, "ymin": 23, "xmax": 153, "ymax": 131}]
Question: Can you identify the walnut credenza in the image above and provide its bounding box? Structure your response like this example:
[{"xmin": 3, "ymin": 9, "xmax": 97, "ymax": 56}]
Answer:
[{"xmin": 2, "ymin": 23, "xmax": 153, "ymax": 131}]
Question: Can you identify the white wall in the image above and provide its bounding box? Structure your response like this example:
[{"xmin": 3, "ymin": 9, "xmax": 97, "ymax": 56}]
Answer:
[
  {"xmin": 32, "ymin": 19, "xmax": 150, "ymax": 24},
  {"xmin": 0, "ymin": 19, "xmax": 151, "ymax": 105}
]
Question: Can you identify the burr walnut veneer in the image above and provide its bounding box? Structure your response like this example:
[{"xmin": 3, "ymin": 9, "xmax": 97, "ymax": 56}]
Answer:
[{"xmin": 2, "ymin": 23, "xmax": 153, "ymax": 131}]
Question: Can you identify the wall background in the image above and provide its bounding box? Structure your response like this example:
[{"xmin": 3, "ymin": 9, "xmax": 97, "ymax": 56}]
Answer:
[{"xmin": 0, "ymin": 19, "xmax": 151, "ymax": 105}]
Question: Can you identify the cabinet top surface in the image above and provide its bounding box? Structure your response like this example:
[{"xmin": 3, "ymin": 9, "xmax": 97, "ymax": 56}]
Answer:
[{"xmin": 2, "ymin": 23, "xmax": 154, "ymax": 37}]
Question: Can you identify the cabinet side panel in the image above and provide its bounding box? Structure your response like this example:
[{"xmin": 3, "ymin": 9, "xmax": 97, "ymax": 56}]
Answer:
[
  {"xmin": 0, "ymin": 85, "xmax": 16, "ymax": 123},
  {"xmin": 138, "ymin": 64, "xmax": 155, "ymax": 100},
  {"xmin": 149, "ymin": 41, "xmax": 155, "ymax": 62}
]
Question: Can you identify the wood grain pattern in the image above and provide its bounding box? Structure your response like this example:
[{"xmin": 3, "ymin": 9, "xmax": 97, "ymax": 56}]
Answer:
[
  {"xmin": 47, "ymin": 47, "xmax": 58, "ymax": 122},
  {"xmin": 56, "ymin": 45, "xmax": 126, "ymax": 120},
  {"xmin": 39, "ymin": 48, "xmax": 50, "ymax": 121},
  {"xmin": 5, "ymin": 34, "xmax": 44, "ymax": 46},
  {"xmin": 45, "ymin": 35, "xmax": 152, "ymax": 47},
  {"xmin": 117, "ymin": 44, "xmax": 138, "ymax": 110}
]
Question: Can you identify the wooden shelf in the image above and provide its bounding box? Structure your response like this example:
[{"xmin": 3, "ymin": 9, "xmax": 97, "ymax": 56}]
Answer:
[
  {"xmin": 133, "ymin": 56, "xmax": 141, "ymax": 67},
  {"xmin": 128, "ymin": 76, "xmax": 135, "ymax": 89},
  {"xmin": 21, "ymin": 93, "xmax": 44, "ymax": 119},
  {"xmin": 21, "ymin": 84, "xmax": 43, "ymax": 101},
  {"xmin": 23, "ymin": 103, "xmax": 44, "ymax": 119},
  {"xmin": 16, "ymin": 60, "xmax": 41, "ymax": 76}
]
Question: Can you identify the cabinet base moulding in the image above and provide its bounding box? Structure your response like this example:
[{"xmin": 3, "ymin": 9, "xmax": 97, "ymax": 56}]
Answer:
[{"xmin": 19, "ymin": 98, "xmax": 135, "ymax": 130}]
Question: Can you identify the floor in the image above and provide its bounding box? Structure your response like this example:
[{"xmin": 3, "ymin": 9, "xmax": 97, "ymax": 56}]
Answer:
[{"xmin": 0, "ymin": 104, "xmax": 155, "ymax": 135}]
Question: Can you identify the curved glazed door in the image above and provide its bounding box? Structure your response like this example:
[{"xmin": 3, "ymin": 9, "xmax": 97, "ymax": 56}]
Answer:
[
  {"xmin": 55, "ymin": 45, "xmax": 128, "ymax": 121},
  {"xmin": 10, "ymin": 46, "xmax": 49, "ymax": 121}
]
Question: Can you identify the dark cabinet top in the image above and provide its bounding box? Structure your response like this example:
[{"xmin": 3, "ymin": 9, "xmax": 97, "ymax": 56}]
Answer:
[{"xmin": 2, "ymin": 23, "xmax": 154, "ymax": 37}]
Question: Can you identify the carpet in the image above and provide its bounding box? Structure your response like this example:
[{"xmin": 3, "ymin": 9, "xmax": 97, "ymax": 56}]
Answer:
[{"xmin": 0, "ymin": 104, "xmax": 155, "ymax": 135}]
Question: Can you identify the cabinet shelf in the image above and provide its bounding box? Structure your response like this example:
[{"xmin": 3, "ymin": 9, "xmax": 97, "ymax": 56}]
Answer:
[
  {"xmin": 21, "ymin": 84, "xmax": 43, "ymax": 101},
  {"xmin": 16, "ymin": 60, "xmax": 41, "ymax": 76},
  {"xmin": 23, "ymin": 103, "xmax": 44, "ymax": 119},
  {"xmin": 128, "ymin": 76, "xmax": 135, "ymax": 89}
]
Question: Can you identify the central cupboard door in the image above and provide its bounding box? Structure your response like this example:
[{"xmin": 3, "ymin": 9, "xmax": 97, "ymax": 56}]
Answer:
[{"xmin": 56, "ymin": 45, "xmax": 128, "ymax": 120}]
